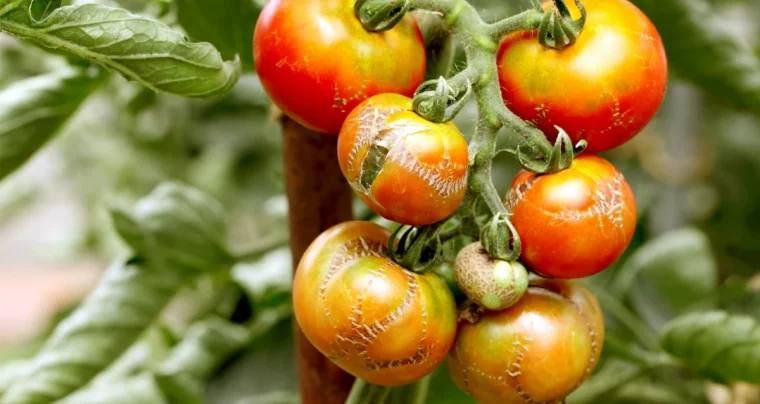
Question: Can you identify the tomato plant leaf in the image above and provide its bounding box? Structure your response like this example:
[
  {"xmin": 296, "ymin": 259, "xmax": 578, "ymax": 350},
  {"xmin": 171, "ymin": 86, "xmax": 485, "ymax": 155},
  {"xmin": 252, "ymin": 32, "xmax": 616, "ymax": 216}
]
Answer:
[
  {"xmin": 0, "ymin": 183, "xmax": 234, "ymax": 404},
  {"xmin": 29, "ymin": 0, "xmax": 59, "ymax": 20},
  {"xmin": 232, "ymin": 248, "xmax": 292, "ymax": 309},
  {"xmin": 157, "ymin": 316, "xmax": 250, "ymax": 381},
  {"xmin": 661, "ymin": 311, "xmax": 760, "ymax": 384},
  {"xmin": 567, "ymin": 359, "xmax": 641, "ymax": 404},
  {"xmin": 612, "ymin": 227, "xmax": 717, "ymax": 330},
  {"xmin": 174, "ymin": 0, "xmax": 258, "ymax": 71},
  {"xmin": 56, "ymin": 305, "xmax": 291, "ymax": 404},
  {"xmin": 56, "ymin": 374, "xmax": 170, "ymax": 404},
  {"xmin": 631, "ymin": 0, "xmax": 760, "ymax": 112},
  {"xmin": 0, "ymin": 66, "xmax": 103, "ymax": 182},
  {"xmin": 112, "ymin": 182, "xmax": 234, "ymax": 273},
  {"xmin": 0, "ymin": 1, "xmax": 240, "ymax": 99}
]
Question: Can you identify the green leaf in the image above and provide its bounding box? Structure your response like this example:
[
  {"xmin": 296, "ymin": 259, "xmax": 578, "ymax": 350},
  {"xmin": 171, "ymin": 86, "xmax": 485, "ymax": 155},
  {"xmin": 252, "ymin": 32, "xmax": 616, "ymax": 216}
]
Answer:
[
  {"xmin": 0, "ymin": 183, "xmax": 233, "ymax": 404},
  {"xmin": 0, "ymin": 361, "xmax": 28, "ymax": 397},
  {"xmin": 174, "ymin": 0, "xmax": 258, "ymax": 70},
  {"xmin": 631, "ymin": 0, "xmax": 760, "ymax": 112},
  {"xmin": 612, "ymin": 227, "xmax": 717, "ymax": 330},
  {"xmin": 56, "ymin": 374, "xmax": 169, "ymax": 404},
  {"xmin": 0, "ymin": 259, "xmax": 187, "ymax": 404},
  {"xmin": 607, "ymin": 381, "xmax": 697, "ymax": 404},
  {"xmin": 661, "ymin": 311, "xmax": 760, "ymax": 384},
  {"xmin": 232, "ymin": 248, "xmax": 292, "ymax": 308},
  {"xmin": 567, "ymin": 360, "xmax": 642, "ymax": 404},
  {"xmin": 157, "ymin": 316, "xmax": 250, "ymax": 381},
  {"xmin": 114, "ymin": 181, "xmax": 234, "ymax": 273},
  {"xmin": 0, "ymin": 66, "xmax": 103, "ymax": 182},
  {"xmin": 234, "ymin": 391, "xmax": 301, "ymax": 404},
  {"xmin": 0, "ymin": 1, "xmax": 240, "ymax": 99}
]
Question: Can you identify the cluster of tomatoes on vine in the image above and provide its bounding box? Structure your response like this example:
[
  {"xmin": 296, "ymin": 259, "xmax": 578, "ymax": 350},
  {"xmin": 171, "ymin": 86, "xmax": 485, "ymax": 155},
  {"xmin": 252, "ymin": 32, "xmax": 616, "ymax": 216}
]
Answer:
[{"xmin": 254, "ymin": 0, "xmax": 667, "ymax": 401}]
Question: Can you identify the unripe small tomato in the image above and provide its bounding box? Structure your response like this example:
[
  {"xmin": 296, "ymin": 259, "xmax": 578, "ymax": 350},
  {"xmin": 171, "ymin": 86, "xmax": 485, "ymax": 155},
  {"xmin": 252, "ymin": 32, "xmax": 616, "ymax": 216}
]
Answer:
[
  {"xmin": 455, "ymin": 242, "xmax": 528, "ymax": 311},
  {"xmin": 293, "ymin": 221, "xmax": 458, "ymax": 386},
  {"xmin": 448, "ymin": 279, "xmax": 604, "ymax": 404},
  {"xmin": 497, "ymin": 0, "xmax": 667, "ymax": 152},
  {"xmin": 253, "ymin": 0, "xmax": 426, "ymax": 134},
  {"xmin": 338, "ymin": 94, "xmax": 469, "ymax": 226},
  {"xmin": 505, "ymin": 154, "xmax": 636, "ymax": 279}
]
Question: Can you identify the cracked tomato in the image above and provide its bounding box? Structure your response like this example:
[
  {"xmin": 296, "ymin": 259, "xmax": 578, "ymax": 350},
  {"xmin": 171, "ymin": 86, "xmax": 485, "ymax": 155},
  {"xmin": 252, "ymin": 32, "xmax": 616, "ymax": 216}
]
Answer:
[
  {"xmin": 293, "ymin": 221, "xmax": 458, "ymax": 386},
  {"xmin": 505, "ymin": 154, "xmax": 636, "ymax": 279},
  {"xmin": 497, "ymin": 0, "xmax": 667, "ymax": 152},
  {"xmin": 449, "ymin": 278, "xmax": 604, "ymax": 404},
  {"xmin": 253, "ymin": 0, "xmax": 426, "ymax": 134},
  {"xmin": 338, "ymin": 94, "xmax": 469, "ymax": 226}
]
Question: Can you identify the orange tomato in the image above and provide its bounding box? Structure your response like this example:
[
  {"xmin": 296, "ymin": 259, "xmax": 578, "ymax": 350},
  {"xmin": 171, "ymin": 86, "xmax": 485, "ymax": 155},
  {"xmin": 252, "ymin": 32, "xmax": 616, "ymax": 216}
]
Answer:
[
  {"xmin": 254, "ymin": 0, "xmax": 426, "ymax": 134},
  {"xmin": 497, "ymin": 0, "xmax": 667, "ymax": 152},
  {"xmin": 293, "ymin": 221, "xmax": 458, "ymax": 386},
  {"xmin": 449, "ymin": 278, "xmax": 604, "ymax": 404},
  {"xmin": 338, "ymin": 94, "xmax": 469, "ymax": 226},
  {"xmin": 505, "ymin": 154, "xmax": 636, "ymax": 279}
]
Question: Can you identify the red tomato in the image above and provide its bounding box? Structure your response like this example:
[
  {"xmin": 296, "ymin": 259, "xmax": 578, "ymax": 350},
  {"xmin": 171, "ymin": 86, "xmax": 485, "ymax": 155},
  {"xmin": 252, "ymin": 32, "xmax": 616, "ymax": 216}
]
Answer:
[
  {"xmin": 338, "ymin": 94, "xmax": 469, "ymax": 226},
  {"xmin": 449, "ymin": 278, "xmax": 604, "ymax": 404},
  {"xmin": 293, "ymin": 221, "xmax": 458, "ymax": 386},
  {"xmin": 253, "ymin": 0, "xmax": 426, "ymax": 134},
  {"xmin": 505, "ymin": 154, "xmax": 636, "ymax": 279},
  {"xmin": 497, "ymin": 0, "xmax": 667, "ymax": 152}
]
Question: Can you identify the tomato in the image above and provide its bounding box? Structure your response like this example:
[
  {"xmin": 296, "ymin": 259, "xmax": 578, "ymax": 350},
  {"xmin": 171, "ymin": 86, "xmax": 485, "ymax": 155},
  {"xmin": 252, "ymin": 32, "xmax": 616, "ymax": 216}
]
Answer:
[
  {"xmin": 293, "ymin": 221, "xmax": 458, "ymax": 386},
  {"xmin": 454, "ymin": 242, "xmax": 529, "ymax": 311},
  {"xmin": 505, "ymin": 154, "xmax": 636, "ymax": 279},
  {"xmin": 449, "ymin": 278, "xmax": 604, "ymax": 404},
  {"xmin": 338, "ymin": 94, "xmax": 469, "ymax": 226},
  {"xmin": 253, "ymin": 0, "xmax": 426, "ymax": 134},
  {"xmin": 497, "ymin": 0, "xmax": 667, "ymax": 152}
]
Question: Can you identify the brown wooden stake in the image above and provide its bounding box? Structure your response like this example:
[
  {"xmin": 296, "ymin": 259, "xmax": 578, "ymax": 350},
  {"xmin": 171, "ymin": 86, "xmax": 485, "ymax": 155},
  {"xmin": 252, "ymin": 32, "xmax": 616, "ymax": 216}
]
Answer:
[{"xmin": 281, "ymin": 117, "xmax": 356, "ymax": 404}]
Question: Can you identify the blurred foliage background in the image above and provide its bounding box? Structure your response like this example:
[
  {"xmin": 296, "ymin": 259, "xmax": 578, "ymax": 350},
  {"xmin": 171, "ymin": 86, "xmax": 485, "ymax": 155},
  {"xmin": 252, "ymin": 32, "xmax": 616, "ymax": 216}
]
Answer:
[{"xmin": 0, "ymin": 0, "xmax": 759, "ymax": 403}]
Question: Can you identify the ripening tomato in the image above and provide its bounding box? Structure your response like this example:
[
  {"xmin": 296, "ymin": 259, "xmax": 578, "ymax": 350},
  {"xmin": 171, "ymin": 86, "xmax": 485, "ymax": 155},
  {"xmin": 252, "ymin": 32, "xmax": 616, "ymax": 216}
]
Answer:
[
  {"xmin": 505, "ymin": 154, "xmax": 636, "ymax": 279},
  {"xmin": 454, "ymin": 242, "xmax": 529, "ymax": 311},
  {"xmin": 253, "ymin": 0, "xmax": 426, "ymax": 134},
  {"xmin": 497, "ymin": 0, "xmax": 667, "ymax": 152},
  {"xmin": 293, "ymin": 221, "xmax": 458, "ymax": 386},
  {"xmin": 449, "ymin": 278, "xmax": 604, "ymax": 404},
  {"xmin": 338, "ymin": 94, "xmax": 469, "ymax": 226}
]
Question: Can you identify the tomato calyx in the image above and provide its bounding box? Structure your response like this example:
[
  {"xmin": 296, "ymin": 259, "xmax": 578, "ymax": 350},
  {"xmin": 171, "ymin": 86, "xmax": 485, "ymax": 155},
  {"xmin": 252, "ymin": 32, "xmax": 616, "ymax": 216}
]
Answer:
[
  {"xmin": 517, "ymin": 126, "xmax": 587, "ymax": 173},
  {"xmin": 457, "ymin": 300, "xmax": 484, "ymax": 324},
  {"xmin": 354, "ymin": 0, "xmax": 411, "ymax": 32},
  {"xmin": 412, "ymin": 76, "xmax": 472, "ymax": 123},
  {"xmin": 389, "ymin": 223, "xmax": 446, "ymax": 272},
  {"xmin": 533, "ymin": 0, "xmax": 588, "ymax": 50},
  {"xmin": 480, "ymin": 212, "xmax": 521, "ymax": 261}
]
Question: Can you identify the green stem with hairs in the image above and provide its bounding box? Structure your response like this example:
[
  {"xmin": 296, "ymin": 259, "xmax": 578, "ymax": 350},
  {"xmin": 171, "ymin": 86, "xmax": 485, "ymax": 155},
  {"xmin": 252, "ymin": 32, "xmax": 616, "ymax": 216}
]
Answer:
[{"xmin": 409, "ymin": 0, "xmax": 552, "ymax": 245}]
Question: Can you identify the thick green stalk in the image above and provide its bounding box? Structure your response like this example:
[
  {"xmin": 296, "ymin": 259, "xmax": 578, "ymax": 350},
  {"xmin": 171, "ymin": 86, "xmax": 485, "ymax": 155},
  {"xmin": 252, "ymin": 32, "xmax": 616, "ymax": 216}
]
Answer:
[{"xmin": 411, "ymin": 0, "xmax": 550, "ymax": 222}]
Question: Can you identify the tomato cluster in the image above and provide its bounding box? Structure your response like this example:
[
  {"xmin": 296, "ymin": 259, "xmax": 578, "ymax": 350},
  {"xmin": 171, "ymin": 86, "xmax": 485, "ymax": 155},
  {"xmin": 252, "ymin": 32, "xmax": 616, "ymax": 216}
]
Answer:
[{"xmin": 255, "ymin": 0, "xmax": 665, "ymax": 400}]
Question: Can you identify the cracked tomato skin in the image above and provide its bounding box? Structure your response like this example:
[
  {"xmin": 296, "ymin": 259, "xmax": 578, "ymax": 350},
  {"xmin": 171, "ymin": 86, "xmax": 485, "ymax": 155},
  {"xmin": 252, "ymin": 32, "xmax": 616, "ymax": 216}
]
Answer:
[
  {"xmin": 505, "ymin": 154, "xmax": 636, "ymax": 279},
  {"xmin": 293, "ymin": 221, "xmax": 458, "ymax": 386},
  {"xmin": 497, "ymin": 0, "xmax": 667, "ymax": 152},
  {"xmin": 449, "ymin": 278, "xmax": 604, "ymax": 404},
  {"xmin": 253, "ymin": 0, "xmax": 425, "ymax": 134},
  {"xmin": 338, "ymin": 94, "xmax": 469, "ymax": 226}
]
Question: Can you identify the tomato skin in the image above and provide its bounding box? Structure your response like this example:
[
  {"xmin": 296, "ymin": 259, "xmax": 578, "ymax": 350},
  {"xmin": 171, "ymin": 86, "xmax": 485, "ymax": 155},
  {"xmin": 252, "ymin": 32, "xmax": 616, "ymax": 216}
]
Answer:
[
  {"xmin": 253, "ymin": 0, "xmax": 426, "ymax": 134},
  {"xmin": 293, "ymin": 221, "xmax": 458, "ymax": 386},
  {"xmin": 505, "ymin": 154, "xmax": 636, "ymax": 279},
  {"xmin": 338, "ymin": 94, "xmax": 469, "ymax": 226},
  {"xmin": 497, "ymin": 0, "xmax": 667, "ymax": 152},
  {"xmin": 454, "ymin": 242, "xmax": 529, "ymax": 311},
  {"xmin": 448, "ymin": 279, "xmax": 604, "ymax": 404}
]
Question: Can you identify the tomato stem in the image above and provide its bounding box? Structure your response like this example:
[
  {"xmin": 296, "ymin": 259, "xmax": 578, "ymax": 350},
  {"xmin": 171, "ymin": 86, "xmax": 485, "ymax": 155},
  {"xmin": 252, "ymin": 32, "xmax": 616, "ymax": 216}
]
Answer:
[
  {"xmin": 405, "ymin": 0, "xmax": 588, "ymax": 260},
  {"xmin": 487, "ymin": 8, "xmax": 544, "ymax": 41},
  {"xmin": 345, "ymin": 379, "xmax": 392, "ymax": 404}
]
